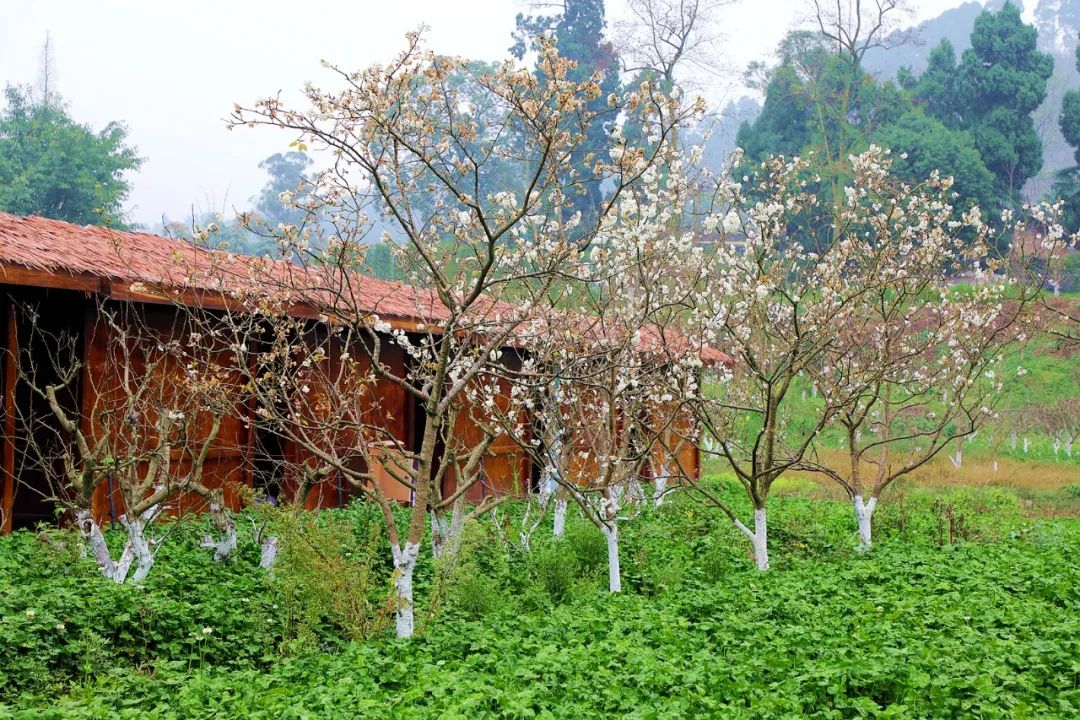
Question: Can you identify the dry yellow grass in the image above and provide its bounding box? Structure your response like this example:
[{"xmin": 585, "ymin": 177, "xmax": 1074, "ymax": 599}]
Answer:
[
  {"xmin": 705, "ymin": 448, "xmax": 1080, "ymax": 497},
  {"xmin": 786, "ymin": 448, "xmax": 1080, "ymax": 493}
]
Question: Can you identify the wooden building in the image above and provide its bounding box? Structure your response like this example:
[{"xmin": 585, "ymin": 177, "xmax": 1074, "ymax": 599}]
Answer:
[
  {"xmin": 0, "ymin": 213, "xmax": 530, "ymax": 531},
  {"xmin": 0, "ymin": 213, "xmax": 709, "ymax": 533}
]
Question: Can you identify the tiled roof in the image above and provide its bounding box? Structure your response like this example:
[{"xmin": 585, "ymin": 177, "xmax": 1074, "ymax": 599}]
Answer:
[
  {"xmin": 0, "ymin": 213, "xmax": 729, "ymax": 364},
  {"xmin": 0, "ymin": 213, "xmax": 442, "ymax": 323},
  {"xmin": 0, "ymin": 212, "xmax": 208, "ymax": 285}
]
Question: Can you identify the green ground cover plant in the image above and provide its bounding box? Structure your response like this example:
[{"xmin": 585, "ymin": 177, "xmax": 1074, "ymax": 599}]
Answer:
[{"xmin": 1, "ymin": 480, "xmax": 1077, "ymax": 718}]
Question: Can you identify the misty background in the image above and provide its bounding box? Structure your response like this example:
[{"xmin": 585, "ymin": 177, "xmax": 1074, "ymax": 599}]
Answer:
[{"xmin": 0, "ymin": 0, "xmax": 990, "ymax": 229}]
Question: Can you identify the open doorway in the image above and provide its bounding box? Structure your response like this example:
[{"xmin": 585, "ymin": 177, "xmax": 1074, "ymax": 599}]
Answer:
[{"xmin": 2, "ymin": 288, "xmax": 87, "ymax": 531}]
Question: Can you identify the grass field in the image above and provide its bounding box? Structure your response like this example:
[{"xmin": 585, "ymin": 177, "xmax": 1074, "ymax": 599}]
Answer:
[
  {"xmin": 768, "ymin": 305, "xmax": 1080, "ymax": 493},
  {"xmin": 1, "ymin": 479, "xmax": 1078, "ymax": 718}
]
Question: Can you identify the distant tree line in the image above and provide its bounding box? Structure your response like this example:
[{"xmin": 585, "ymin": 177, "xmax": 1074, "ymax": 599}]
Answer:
[{"xmin": 737, "ymin": 2, "xmax": 1059, "ymax": 234}]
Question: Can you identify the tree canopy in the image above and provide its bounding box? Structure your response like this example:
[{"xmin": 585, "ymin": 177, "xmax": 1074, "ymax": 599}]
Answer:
[
  {"xmin": 0, "ymin": 85, "xmax": 142, "ymax": 227},
  {"xmin": 1055, "ymin": 45, "xmax": 1080, "ymax": 230},
  {"xmin": 254, "ymin": 151, "xmax": 313, "ymax": 230},
  {"xmin": 512, "ymin": 0, "xmax": 622, "ymax": 231},
  {"xmin": 736, "ymin": 2, "xmax": 1053, "ymax": 230},
  {"xmin": 874, "ymin": 110, "xmax": 995, "ymax": 215},
  {"xmin": 919, "ymin": 2, "xmax": 1053, "ymax": 206}
]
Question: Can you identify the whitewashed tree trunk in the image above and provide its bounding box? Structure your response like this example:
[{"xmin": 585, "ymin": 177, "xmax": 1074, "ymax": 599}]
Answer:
[
  {"xmin": 852, "ymin": 495, "xmax": 877, "ymax": 551},
  {"xmin": 600, "ymin": 522, "xmax": 621, "ymax": 592},
  {"xmin": 200, "ymin": 503, "xmax": 237, "ymax": 562},
  {"xmin": 519, "ymin": 479, "xmax": 558, "ymax": 551},
  {"xmin": 447, "ymin": 500, "xmax": 466, "ymax": 555},
  {"xmin": 993, "ymin": 460, "xmax": 999, "ymax": 473},
  {"xmin": 1065, "ymin": 441, "xmax": 1074, "ymax": 458},
  {"xmin": 610, "ymin": 484, "xmax": 625, "ymax": 511},
  {"xmin": 1053, "ymin": 439, "xmax": 1061, "ymax": 456},
  {"xmin": 119, "ymin": 514, "xmax": 154, "ymax": 584},
  {"xmin": 1010, "ymin": 432, "xmax": 1017, "ymax": 450},
  {"xmin": 652, "ymin": 465, "xmax": 669, "ymax": 508},
  {"xmin": 1023, "ymin": 437, "xmax": 1030, "ymax": 453},
  {"xmin": 76, "ymin": 509, "xmax": 125, "ymax": 582},
  {"xmin": 541, "ymin": 474, "xmax": 557, "ymax": 502},
  {"xmin": 734, "ymin": 507, "xmax": 769, "ymax": 571},
  {"xmin": 430, "ymin": 509, "xmax": 449, "ymax": 560},
  {"xmin": 392, "ymin": 541, "xmax": 421, "ymax": 639},
  {"xmin": 76, "ymin": 506, "xmax": 159, "ymax": 584},
  {"xmin": 626, "ymin": 476, "xmax": 646, "ymax": 511},
  {"xmin": 259, "ymin": 536, "xmax": 278, "ymax": 571},
  {"xmin": 949, "ymin": 448, "xmax": 962, "ymax": 468},
  {"xmin": 552, "ymin": 497, "xmax": 568, "ymax": 539}
]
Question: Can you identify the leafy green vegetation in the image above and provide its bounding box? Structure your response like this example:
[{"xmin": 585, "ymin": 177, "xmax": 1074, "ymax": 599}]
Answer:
[
  {"xmin": 2, "ymin": 481, "xmax": 1078, "ymax": 718},
  {"xmin": 0, "ymin": 85, "xmax": 142, "ymax": 228}
]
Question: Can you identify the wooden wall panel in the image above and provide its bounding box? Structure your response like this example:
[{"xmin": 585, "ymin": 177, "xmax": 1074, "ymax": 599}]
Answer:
[
  {"xmin": 442, "ymin": 361, "xmax": 531, "ymax": 503},
  {"xmin": 84, "ymin": 303, "xmax": 254, "ymax": 524},
  {"xmin": 278, "ymin": 335, "xmax": 414, "ymax": 509}
]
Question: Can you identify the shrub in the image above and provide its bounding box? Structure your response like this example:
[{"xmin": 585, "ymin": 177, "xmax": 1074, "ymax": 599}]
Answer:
[
  {"xmin": 527, "ymin": 541, "xmax": 578, "ymax": 603},
  {"xmin": 439, "ymin": 520, "xmax": 513, "ymax": 620},
  {"xmin": 267, "ymin": 506, "xmax": 395, "ymax": 649},
  {"xmin": 0, "ymin": 523, "xmax": 279, "ymax": 698},
  {"xmin": 563, "ymin": 521, "xmax": 606, "ymax": 579}
]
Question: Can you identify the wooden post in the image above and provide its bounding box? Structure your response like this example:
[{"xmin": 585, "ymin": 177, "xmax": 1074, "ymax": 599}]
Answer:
[
  {"xmin": 1, "ymin": 300, "xmax": 17, "ymax": 534},
  {"xmin": 81, "ymin": 302, "xmax": 107, "ymax": 525}
]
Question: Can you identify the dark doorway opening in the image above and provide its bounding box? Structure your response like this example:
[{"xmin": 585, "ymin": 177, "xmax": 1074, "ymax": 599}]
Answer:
[{"xmin": 4, "ymin": 289, "xmax": 86, "ymax": 531}]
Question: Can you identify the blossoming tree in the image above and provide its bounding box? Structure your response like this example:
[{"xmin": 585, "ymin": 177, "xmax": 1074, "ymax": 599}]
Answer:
[
  {"xmin": 792, "ymin": 150, "xmax": 1042, "ymax": 549},
  {"xmin": 482, "ymin": 142, "xmax": 714, "ymax": 592},
  {"xmin": 687, "ymin": 148, "xmax": 925, "ymax": 570},
  {"xmin": 15, "ymin": 301, "xmax": 241, "ymax": 583},
  {"xmin": 199, "ymin": 33, "xmax": 693, "ymax": 636}
]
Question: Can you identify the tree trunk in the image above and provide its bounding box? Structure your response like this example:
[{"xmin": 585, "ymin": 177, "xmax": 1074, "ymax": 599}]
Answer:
[
  {"xmin": 553, "ymin": 497, "xmax": 568, "ymax": 539},
  {"xmin": 201, "ymin": 502, "xmax": 237, "ymax": 562},
  {"xmin": 541, "ymin": 474, "xmax": 557, "ymax": 502},
  {"xmin": 76, "ymin": 509, "xmax": 123, "ymax": 582},
  {"xmin": 431, "ymin": 494, "xmax": 468, "ymax": 561},
  {"xmin": 852, "ymin": 494, "xmax": 877, "ymax": 551},
  {"xmin": 652, "ymin": 465, "xmax": 668, "ymax": 508},
  {"xmin": 259, "ymin": 536, "xmax": 278, "ymax": 571},
  {"xmin": 430, "ymin": 509, "xmax": 449, "ymax": 559},
  {"xmin": 752, "ymin": 508, "xmax": 768, "ymax": 571},
  {"xmin": 735, "ymin": 507, "xmax": 769, "ymax": 571},
  {"xmin": 392, "ymin": 541, "xmax": 421, "ymax": 639},
  {"xmin": 120, "ymin": 514, "xmax": 154, "ymax": 584},
  {"xmin": 77, "ymin": 507, "xmax": 160, "ymax": 584},
  {"xmin": 626, "ymin": 476, "xmax": 645, "ymax": 511},
  {"xmin": 600, "ymin": 522, "xmax": 621, "ymax": 592},
  {"xmin": 443, "ymin": 497, "xmax": 467, "ymax": 561},
  {"xmin": 950, "ymin": 446, "xmax": 963, "ymax": 468}
]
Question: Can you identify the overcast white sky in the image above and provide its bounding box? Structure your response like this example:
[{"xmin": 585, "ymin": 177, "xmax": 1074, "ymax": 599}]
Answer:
[{"xmin": 1, "ymin": 0, "xmax": 973, "ymax": 228}]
